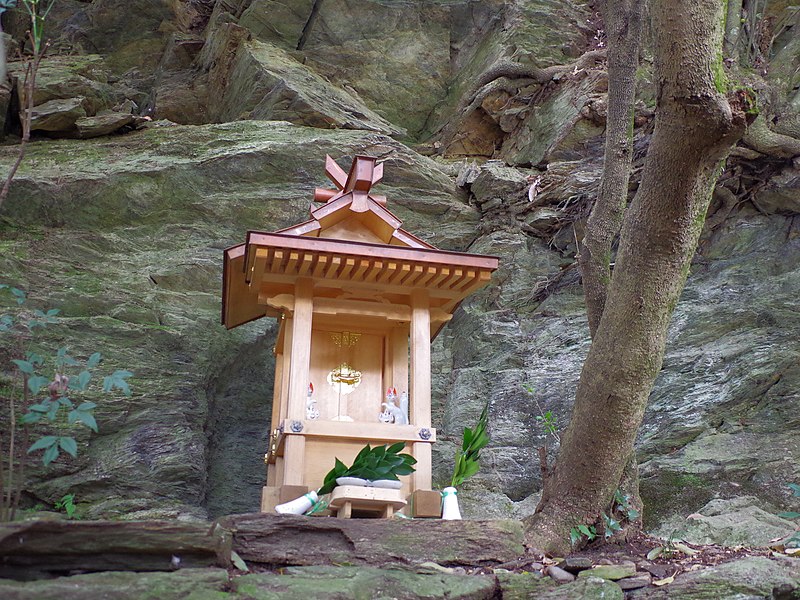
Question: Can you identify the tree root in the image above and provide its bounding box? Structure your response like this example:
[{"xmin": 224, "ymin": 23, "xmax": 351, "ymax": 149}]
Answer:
[
  {"xmin": 462, "ymin": 48, "xmax": 607, "ymax": 113},
  {"xmin": 773, "ymin": 112, "xmax": 800, "ymax": 140},
  {"xmin": 742, "ymin": 114, "xmax": 800, "ymax": 158},
  {"xmin": 461, "ymin": 76, "xmax": 537, "ymax": 118},
  {"xmin": 438, "ymin": 49, "xmax": 607, "ymax": 150}
]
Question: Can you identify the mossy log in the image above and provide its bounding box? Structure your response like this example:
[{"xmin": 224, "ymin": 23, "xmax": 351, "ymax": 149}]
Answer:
[
  {"xmin": 218, "ymin": 513, "xmax": 525, "ymax": 568},
  {"xmin": 0, "ymin": 520, "xmax": 231, "ymax": 580}
]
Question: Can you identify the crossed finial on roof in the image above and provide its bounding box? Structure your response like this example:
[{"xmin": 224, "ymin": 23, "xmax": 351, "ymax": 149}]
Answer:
[{"xmin": 313, "ymin": 155, "xmax": 387, "ymax": 212}]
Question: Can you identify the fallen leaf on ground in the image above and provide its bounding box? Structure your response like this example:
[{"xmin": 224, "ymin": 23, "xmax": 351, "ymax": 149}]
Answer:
[{"xmin": 653, "ymin": 576, "xmax": 674, "ymax": 586}]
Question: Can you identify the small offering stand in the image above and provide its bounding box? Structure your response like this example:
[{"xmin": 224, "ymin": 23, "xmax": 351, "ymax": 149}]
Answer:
[{"xmin": 221, "ymin": 155, "xmax": 498, "ymax": 514}]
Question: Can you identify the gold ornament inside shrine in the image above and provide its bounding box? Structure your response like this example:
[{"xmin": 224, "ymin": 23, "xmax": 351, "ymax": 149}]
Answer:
[{"xmin": 221, "ymin": 155, "xmax": 499, "ymax": 511}]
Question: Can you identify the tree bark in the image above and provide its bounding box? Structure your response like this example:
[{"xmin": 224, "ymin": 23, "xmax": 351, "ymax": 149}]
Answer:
[
  {"xmin": 723, "ymin": 0, "xmax": 743, "ymax": 62},
  {"xmin": 525, "ymin": 0, "xmax": 749, "ymax": 555},
  {"xmin": 579, "ymin": 0, "xmax": 645, "ymax": 338}
]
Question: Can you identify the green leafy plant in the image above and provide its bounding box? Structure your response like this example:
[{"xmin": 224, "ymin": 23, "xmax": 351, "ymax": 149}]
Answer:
[
  {"xmin": 568, "ymin": 488, "xmax": 641, "ymax": 548},
  {"xmin": 54, "ymin": 493, "xmax": 77, "ymax": 519},
  {"xmin": 536, "ymin": 410, "xmax": 559, "ymax": 439},
  {"xmin": 613, "ymin": 488, "xmax": 640, "ymax": 521},
  {"xmin": 18, "ymin": 348, "xmax": 131, "ymax": 466},
  {"xmin": 601, "ymin": 511, "xmax": 622, "ymax": 539},
  {"xmin": 1, "ymin": 286, "xmax": 133, "ymax": 521},
  {"xmin": 318, "ymin": 442, "xmax": 416, "ymax": 496},
  {"xmin": 451, "ymin": 402, "xmax": 489, "ymax": 488},
  {"xmin": 570, "ymin": 523, "xmax": 597, "ymax": 547}
]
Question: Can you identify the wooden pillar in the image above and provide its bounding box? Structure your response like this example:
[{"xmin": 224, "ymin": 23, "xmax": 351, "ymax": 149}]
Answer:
[
  {"xmin": 410, "ymin": 289, "xmax": 432, "ymax": 490},
  {"xmin": 267, "ymin": 350, "xmax": 284, "ymax": 486},
  {"xmin": 283, "ymin": 278, "xmax": 314, "ymax": 486},
  {"xmin": 279, "ymin": 318, "xmax": 292, "ymax": 422}
]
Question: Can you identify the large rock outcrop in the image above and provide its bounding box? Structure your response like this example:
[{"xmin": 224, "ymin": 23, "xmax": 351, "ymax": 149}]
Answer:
[{"xmin": 0, "ymin": 121, "xmax": 477, "ymax": 519}]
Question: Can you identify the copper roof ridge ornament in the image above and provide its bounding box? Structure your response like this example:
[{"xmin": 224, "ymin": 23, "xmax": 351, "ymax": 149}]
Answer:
[{"xmin": 313, "ymin": 155, "xmax": 387, "ymax": 210}]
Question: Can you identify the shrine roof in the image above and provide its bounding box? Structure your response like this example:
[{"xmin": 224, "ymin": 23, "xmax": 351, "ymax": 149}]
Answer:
[{"xmin": 221, "ymin": 155, "xmax": 499, "ymax": 331}]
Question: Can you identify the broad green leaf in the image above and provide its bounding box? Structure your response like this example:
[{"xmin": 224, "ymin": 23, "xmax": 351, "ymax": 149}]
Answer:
[
  {"xmin": 77, "ymin": 370, "xmax": 91, "ymax": 391},
  {"xmin": 387, "ymin": 441, "xmax": 405, "ymax": 454},
  {"xmin": 59, "ymin": 397, "xmax": 74, "ymax": 408},
  {"xmin": 788, "ymin": 483, "xmax": 800, "ymax": 496},
  {"xmin": 27, "ymin": 375, "xmax": 49, "ymax": 395},
  {"xmin": 20, "ymin": 412, "xmax": 41, "ymax": 424},
  {"xmin": 28, "ymin": 436, "xmax": 57, "ymax": 453},
  {"xmin": 778, "ymin": 512, "xmax": 800, "ymax": 519},
  {"xmin": 570, "ymin": 528, "xmax": 581, "ymax": 546},
  {"xmin": 231, "ymin": 550, "xmax": 249, "ymax": 572},
  {"xmin": 46, "ymin": 309, "xmax": 60, "ymax": 317},
  {"xmin": 87, "ymin": 352, "xmax": 102, "ymax": 368},
  {"xmin": 77, "ymin": 401, "xmax": 97, "ymax": 411},
  {"xmin": 76, "ymin": 411, "xmax": 98, "ymax": 432},
  {"xmin": 354, "ymin": 444, "xmax": 372, "ymax": 463},
  {"xmin": 462, "ymin": 427, "xmax": 473, "ymax": 447},
  {"xmin": 59, "ymin": 437, "xmax": 78, "ymax": 457},
  {"xmin": 12, "ymin": 359, "xmax": 34, "ymax": 374},
  {"xmin": 28, "ymin": 402, "xmax": 49, "ymax": 413},
  {"xmin": 42, "ymin": 444, "xmax": 59, "ymax": 465},
  {"xmin": 103, "ymin": 370, "xmax": 133, "ymax": 396},
  {"xmin": 27, "ymin": 352, "xmax": 44, "ymax": 365},
  {"xmin": 578, "ymin": 524, "xmax": 591, "ymax": 536}
]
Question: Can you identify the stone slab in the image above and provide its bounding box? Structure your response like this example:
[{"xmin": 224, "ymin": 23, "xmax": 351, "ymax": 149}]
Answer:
[
  {"xmin": 0, "ymin": 520, "xmax": 231, "ymax": 580},
  {"xmin": 218, "ymin": 513, "xmax": 524, "ymax": 567}
]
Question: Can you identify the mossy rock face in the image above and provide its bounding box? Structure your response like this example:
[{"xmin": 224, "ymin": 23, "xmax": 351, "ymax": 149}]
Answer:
[
  {"xmin": 238, "ymin": 0, "xmax": 452, "ymax": 139},
  {"xmin": 651, "ymin": 496, "xmax": 797, "ymax": 548},
  {"xmin": 7, "ymin": 56, "xmax": 118, "ymax": 116},
  {"xmin": 537, "ymin": 577, "xmax": 623, "ymax": 600},
  {"xmin": 500, "ymin": 72, "xmax": 606, "ymax": 166},
  {"xmin": 0, "ymin": 121, "xmax": 477, "ymax": 518},
  {"xmin": 0, "ymin": 568, "xmax": 232, "ymax": 600},
  {"xmin": 629, "ymin": 556, "xmax": 800, "ymax": 599},
  {"xmin": 202, "ymin": 27, "xmax": 404, "ymax": 136},
  {"xmin": 496, "ymin": 571, "xmax": 556, "ymax": 599},
  {"xmin": 235, "ymin": 566, "xmax": 497, "ymax": 600}
]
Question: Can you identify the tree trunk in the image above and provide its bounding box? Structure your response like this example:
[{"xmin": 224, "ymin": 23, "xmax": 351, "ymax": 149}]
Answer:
[
  {"xmin": 579, "ymin": 0, "xmax": 645, "ymax": 338},
  {"xmin": 724, "ymin": 0, "xmax": 743, "ymax": 62},
  {"xmin": 525, "ymin": 0, "xmax": 749, "ymax": 555}
]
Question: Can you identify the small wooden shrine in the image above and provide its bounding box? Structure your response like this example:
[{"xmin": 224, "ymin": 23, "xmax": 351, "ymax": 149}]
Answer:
[{"xmin": 221, "ymin": 155, "xmax": 498, "ymax": 512}]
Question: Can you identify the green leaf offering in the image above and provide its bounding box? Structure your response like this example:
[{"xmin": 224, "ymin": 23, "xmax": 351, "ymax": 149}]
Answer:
[
  {"xmin": 318, "ymin": 442, "xmax": 416, "ymax": 496},
  {"xmin": 451, "ymin": 402, "xmax": 490, "ymax": 488}
]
